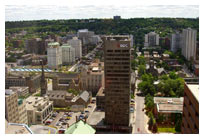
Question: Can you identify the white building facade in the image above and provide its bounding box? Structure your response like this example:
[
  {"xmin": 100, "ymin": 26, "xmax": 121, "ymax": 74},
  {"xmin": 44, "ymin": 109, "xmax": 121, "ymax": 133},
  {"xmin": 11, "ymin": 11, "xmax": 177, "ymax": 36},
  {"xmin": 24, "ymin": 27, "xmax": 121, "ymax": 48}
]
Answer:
[
  {"xmin": 67, "ymin": 37, "xmax": 82, "ymax": 58},
  {"xmin": 47, "ymin": 42, "xmax": 62, "ymax": 69},
  {"xmin": 61, "ymin": 44, "xmax": 75, "ymax": 65},
  {"xmin": 181, "ymin": 28, "xmax": 197, "ymax": 61}
]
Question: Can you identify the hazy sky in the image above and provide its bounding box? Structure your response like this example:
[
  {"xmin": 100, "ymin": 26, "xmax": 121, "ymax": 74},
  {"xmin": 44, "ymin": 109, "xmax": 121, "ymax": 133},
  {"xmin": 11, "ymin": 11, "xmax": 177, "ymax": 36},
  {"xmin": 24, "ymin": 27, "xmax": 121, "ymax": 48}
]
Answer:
[{"xmin": 5, "ymin": 5, "xmax": 199, "ymax": 21}]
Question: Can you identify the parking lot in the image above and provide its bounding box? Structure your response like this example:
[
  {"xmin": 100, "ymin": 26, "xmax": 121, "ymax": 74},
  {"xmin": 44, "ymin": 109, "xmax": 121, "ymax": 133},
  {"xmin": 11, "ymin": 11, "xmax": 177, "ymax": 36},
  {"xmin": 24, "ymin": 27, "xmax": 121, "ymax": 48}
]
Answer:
[{"xmin": 43, "ymin": 97, "xmax": 96, "ymax": 133}]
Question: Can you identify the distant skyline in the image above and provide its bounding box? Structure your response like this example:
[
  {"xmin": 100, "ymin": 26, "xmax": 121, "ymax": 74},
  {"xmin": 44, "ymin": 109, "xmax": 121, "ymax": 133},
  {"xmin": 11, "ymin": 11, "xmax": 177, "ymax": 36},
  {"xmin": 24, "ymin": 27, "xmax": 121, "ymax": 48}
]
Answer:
[{"xmin": 5, "ymin": 5, "xmax": 199, "ymax": 21}]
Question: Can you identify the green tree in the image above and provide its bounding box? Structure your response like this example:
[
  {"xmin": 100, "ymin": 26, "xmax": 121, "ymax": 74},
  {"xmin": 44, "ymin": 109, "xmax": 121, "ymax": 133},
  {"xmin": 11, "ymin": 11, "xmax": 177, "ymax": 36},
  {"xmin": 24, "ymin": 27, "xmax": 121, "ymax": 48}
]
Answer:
[
  {"xmin": 131, "ymin": 59, "xmax": 138, "ymax": 70},
  {"xmin": 138, "ymin": 65, "xmax": 146, "ymax": 76},
  {"xmin": 138, "ymin": 81, "xmax": 156, "ymax": 96},
  {"xmin": 169, "ymin": 71, "xmax": 178, "ymax": 79},
  {"xmin": 67, "ymin": 89, "xmax": 79, "ymax": 96},
  {"xmin": 138, "ymin": 56, "xmax": 146, "ymax": 65}
]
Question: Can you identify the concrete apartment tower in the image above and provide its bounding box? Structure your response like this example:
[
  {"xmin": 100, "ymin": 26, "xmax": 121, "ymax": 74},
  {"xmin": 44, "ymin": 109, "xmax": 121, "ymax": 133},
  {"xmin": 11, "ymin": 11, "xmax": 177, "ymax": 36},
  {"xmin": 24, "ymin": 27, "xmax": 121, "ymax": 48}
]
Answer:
[
  {"xmin": 67, "ymin": 37, "xmax": 82, "ymax": 59},
  {"xmin": 171, "ymin": 32, "xmax": 182, "ymax": 53},
  {"xmin": 144, "ymin": 32, "xmax": 159, "ymax": 47},
  {"xmin": 103, "ymin": 35, "xmax": 131, "ymax": 126},
  {"xmin": 47, "ymin": 42, "xmax": 62, "ymax": 69},
  {"xmin": 61, "ymin": 44, "xmax": 75, "ymax": 65},
  {"xmin": 40, "ymin": 60, "xmax": 47, "ymax": 96},
  {"xmin": 181, "ymin": 28, "xmax": 197, "ymax": 61}
]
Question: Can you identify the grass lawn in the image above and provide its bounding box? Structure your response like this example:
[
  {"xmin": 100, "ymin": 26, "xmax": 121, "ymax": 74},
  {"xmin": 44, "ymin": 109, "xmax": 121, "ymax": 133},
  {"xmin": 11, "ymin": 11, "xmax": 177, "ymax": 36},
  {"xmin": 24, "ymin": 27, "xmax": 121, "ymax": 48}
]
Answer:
[{"xmin": 158, "ymin": 127, "xmax": 176, "ymax": 133}]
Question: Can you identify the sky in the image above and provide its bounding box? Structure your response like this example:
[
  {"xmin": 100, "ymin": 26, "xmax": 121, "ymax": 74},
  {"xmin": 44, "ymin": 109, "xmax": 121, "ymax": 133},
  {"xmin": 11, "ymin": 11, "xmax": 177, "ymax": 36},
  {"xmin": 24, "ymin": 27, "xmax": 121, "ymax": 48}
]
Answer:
[{"xmin": 5, "ymin": 5, "xmax": 199, "ymax": 21}]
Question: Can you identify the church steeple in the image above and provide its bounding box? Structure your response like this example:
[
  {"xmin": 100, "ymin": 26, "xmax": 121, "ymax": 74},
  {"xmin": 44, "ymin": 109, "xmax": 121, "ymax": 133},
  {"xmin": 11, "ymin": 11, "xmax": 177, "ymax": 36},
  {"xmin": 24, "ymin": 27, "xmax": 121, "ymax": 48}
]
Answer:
[{"xmin": 40, "ymin": 60, "xmax": 47, "ymax": 96}]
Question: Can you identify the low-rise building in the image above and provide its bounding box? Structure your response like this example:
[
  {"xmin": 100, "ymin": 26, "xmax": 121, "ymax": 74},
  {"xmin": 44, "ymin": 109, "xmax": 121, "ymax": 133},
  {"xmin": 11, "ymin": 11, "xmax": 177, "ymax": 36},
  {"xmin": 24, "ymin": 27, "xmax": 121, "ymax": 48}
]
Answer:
[
  {"xmin": 47, "ymin": 90, "xmax": 74, "ymax": 107},
  {"xmin": 162, "ymin": 54, "xmax": 170, "ymax": 60},
  {"xmin": 52, "ymin": 73, "xmax": 79, "ymax": 91},
  {"xmin": 5, "ymin": 120, "xmax": 33, "ymax": 134},
  {"xmin": 5, "ymin": 73, "xmax": 41, "ymax": 94},
  {"xmin": 80, "ymin": 60, "xmax": 104, "ymax": 96},
  {"xmin": 9, "ymin": 86, "xmax": 29, "ymax": 97},
  {"xmin": 146, "ymin": 60, "xmax": 166, "ymax": 76},
  {"xmin": 71, "ymin": 91, "xmax": 92, "ymax": 107},
  {"xmin": 71, "ymin": 105, "xmax": 85, "ymax": 112},
  {"xmin": 154, "ymin": 97, "xmax": 183, "ymax": 125},
  {"xmin": 26, "ymin": 96, "xmax": 53, "ymax": 125}
]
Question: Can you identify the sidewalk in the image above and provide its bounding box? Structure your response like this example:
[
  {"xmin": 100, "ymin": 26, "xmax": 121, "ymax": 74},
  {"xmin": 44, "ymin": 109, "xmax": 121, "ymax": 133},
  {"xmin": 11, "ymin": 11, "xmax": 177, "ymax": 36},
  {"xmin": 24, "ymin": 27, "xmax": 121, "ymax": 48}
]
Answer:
[{"xmin": 144, "ymin": 110, "xmax": 152, "ymax": 134}]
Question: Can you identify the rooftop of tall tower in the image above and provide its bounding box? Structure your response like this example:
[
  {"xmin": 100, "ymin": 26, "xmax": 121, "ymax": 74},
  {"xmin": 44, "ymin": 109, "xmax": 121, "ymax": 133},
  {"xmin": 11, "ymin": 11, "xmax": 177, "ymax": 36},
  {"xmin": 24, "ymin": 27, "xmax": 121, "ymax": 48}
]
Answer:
[{"xmin": 102, "ymin": 35, "xmax": 131, "ymax": 41}]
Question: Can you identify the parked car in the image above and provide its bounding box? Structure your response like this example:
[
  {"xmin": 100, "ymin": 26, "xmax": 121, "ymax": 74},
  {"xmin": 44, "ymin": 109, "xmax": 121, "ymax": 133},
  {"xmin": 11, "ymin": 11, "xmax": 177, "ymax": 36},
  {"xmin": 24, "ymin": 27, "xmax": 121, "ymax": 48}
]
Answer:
[
  {"xmin": 85, "ymin": 110, "xmax": 89, "ymax": 113},
  {"xmin": 66, "ymin": 116, "xmax": 71, "ymax": 120},
  {"xmin": 130, "ymin": 107, "xmax": 134, "ymax": 113},
  {"xmin": 58, "ymin": 129, "xmax": 65, "ymax": 134},
  {"xmin": 62, "ymin": 122, "xmax": 67, "ymax": 125},
  {"xmin": 56, "ymin": 122, "xmax": 62, "ymax": 126}
]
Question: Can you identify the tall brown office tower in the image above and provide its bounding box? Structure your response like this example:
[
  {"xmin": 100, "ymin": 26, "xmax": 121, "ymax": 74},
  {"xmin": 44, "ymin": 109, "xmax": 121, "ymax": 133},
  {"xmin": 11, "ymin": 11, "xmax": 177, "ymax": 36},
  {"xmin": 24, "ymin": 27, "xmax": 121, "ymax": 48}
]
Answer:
[
  {"xmin": 40, "ymin": 60, "xmax": 47, "ymax": 96},
  {"xmin": 103, "ymin": 35, "xmax": 131, "ymax": 126}
]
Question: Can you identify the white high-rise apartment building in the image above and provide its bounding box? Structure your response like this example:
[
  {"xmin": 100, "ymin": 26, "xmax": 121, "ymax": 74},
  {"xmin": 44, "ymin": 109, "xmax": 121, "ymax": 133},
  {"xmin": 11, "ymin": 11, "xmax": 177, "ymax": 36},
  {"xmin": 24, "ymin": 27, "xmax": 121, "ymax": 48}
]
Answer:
[
  {"xmin": 67, "ymin": 37, "xmax": 82, "ymax": 58},
  {"xmin": 47, "ymin": 42, "xmax": 62, "ymax": 69},
  {"xmin": 61, "ymin": 44, "xmax": 75, "ymax": 65},
  {"xmin": 144, "ymin": 32, "xmax": 159, "ymax": 47},
  {"xmin": 182, "ymin": 28, "xmax": 197, "ymax": 61}
]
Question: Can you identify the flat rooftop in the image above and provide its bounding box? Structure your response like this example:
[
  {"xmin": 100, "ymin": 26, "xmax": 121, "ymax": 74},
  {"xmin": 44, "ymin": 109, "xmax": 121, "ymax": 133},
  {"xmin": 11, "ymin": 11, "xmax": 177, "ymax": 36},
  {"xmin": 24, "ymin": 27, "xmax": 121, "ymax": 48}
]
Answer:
[
  {"xmin": 154, "ymin": 97, "xmax": 183, "ymax": 113},
  {"xmin": 48, "ymin": 42, "xmax": 59, "ymax": 46},
  {"xmin": 5, "ymin": 89, "xmax": 15, "ymax": 96},
  {"xmin": 187, "ymin": 84, "xmax": 199, "ymax": 102},
  {"xmin": 87, "ymin": 111, "xmax": 105, "ymax": 126},
  {"xmin": 30, "ymin": 125, "xmax": 57, "ymax": 134},
  {"xmin": 5, "ymin": 121, "xmax": 32, "ymax": 134},
  {"xmin": 26, "ymin": 96, "xmax": 52, "ymax": 111}
]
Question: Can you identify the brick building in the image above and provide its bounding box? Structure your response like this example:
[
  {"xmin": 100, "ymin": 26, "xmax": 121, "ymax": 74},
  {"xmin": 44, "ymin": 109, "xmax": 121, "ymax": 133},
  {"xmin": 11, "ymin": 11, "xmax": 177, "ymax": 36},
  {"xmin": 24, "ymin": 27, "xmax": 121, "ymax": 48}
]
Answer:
[{"xmin": 181, "ymin": 83, "xmax": 199, "ymax": 134}]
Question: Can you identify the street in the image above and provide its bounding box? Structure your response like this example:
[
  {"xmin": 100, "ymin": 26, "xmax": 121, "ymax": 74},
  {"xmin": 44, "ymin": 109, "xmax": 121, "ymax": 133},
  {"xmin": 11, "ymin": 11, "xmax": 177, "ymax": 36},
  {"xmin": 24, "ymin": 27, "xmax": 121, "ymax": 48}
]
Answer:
[
  {"xmin": 132, "ymin": 71, "xmax": 149, "ymax": 134},
  {"xmin": 133, "ymin": 95, "xmax": 148, "ymax": 134},
  {"xmin": 68, "ymin": 43, "xmax": 102, "ymax": 72}
]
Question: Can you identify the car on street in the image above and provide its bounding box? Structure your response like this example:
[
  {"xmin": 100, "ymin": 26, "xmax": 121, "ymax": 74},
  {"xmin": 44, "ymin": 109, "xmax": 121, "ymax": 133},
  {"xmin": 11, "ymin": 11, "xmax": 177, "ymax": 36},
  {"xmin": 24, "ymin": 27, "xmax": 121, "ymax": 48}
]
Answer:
[
  {"xmin": 62, "ymin": 122, "xmax": 67, "ymax": 125},
  {"xmin": 66, "ymin": 116, "xmax": 71, "ymax": 120},
  {"xmin": 130, "ymin": 107, "xmax": 134, "ymax": 113},
  {"xmin": 56, "ymin": 122, "xmax": 62, "ymax": 126},
  {"xmin": 88, "ymin": 105, "xmax": 92, "ymax": 108},
  {"xmin": 85, "ymin": 110, "xmax": 89, "ymax": 113}
]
